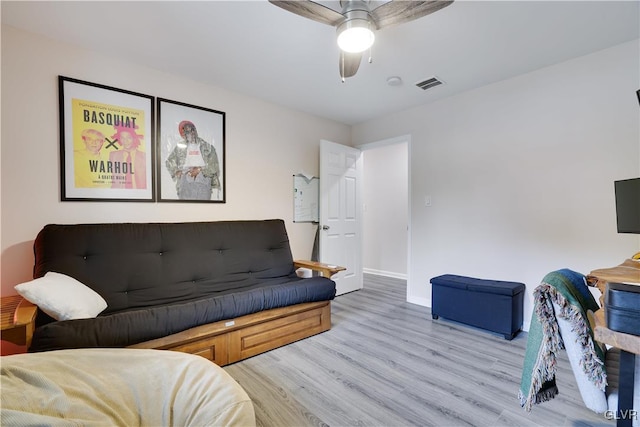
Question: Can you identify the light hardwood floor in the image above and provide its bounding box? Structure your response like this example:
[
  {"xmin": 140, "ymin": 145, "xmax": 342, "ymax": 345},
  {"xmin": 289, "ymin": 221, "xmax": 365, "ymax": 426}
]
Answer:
[{"xmin": 224, "ymin": 274, "xmax": 613, "ymax": 427}]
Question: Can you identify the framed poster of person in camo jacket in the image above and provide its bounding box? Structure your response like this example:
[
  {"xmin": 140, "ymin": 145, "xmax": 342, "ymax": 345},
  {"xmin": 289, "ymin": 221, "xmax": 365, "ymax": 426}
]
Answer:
[{"xmin": 157, "ymin": 98, "xmax": 225, "ymax": 203}]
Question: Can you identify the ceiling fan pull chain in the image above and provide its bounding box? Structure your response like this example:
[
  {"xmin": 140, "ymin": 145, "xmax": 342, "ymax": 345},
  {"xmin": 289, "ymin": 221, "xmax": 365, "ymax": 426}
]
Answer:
[
  {"xmin": 368, "ymin": 46, "xmax": 373, "ymax": 64},
  {"xmin": 341, "ymin": 51, "xmax": 346, "ymax": 83}
]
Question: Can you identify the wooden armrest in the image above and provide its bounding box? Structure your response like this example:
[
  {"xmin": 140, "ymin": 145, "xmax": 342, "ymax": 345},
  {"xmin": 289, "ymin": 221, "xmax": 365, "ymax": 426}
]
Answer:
[
  {"xmin": 14, "ymin": 299, "xmax": 36, "ymax": 326},
  {"xmin": 294, "ymin": 260, "xmax": 346, "ymax": 278},
  {"xmin": 14, "ymin": 299, "xmax": 36, "ymax": 348}
]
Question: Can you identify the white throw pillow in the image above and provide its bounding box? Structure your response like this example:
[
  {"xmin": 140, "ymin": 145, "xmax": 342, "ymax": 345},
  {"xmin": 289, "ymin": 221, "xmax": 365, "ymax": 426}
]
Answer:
[{"xmin": 14, "ymin": 272, "xmax": 107, "ymax": 321}]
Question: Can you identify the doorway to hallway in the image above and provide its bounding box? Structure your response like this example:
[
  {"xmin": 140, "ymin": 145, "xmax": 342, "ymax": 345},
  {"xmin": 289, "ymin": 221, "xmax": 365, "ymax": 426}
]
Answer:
[{"xmin": 360, "ymin": 136, "xmax": 410, "ymax": 284}]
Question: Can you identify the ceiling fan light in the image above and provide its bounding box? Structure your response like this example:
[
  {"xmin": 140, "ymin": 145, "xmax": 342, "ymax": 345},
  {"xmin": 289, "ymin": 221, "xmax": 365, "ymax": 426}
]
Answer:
[{"xmin": 337, "ymin": 19, "xmax": 374, "ymax": 53}]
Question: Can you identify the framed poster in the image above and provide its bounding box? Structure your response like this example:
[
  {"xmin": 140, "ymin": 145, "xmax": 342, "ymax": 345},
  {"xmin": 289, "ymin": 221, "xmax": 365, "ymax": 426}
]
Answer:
[
  {"xmin": 157, "ymin": 98, "xmax": 225, "ymax": 203},
  {"xmin": 59, "ymin": 76, "xmax": 155, "ymax": 201}
]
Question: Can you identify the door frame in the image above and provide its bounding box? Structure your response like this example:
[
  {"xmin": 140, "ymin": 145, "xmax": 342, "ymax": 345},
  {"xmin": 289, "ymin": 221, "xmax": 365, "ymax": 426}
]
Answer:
[{"xmin": 356, "ymin": 135, "xmax": 412, "ymax": 302}]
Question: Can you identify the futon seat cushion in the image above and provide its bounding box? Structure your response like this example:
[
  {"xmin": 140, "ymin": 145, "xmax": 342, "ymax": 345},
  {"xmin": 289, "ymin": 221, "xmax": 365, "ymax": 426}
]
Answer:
[
  {"xmin": 430, "ymin": 274, "xmax": 525, "ymax": 296},
  {"xmin": 29, "ymin": 275, "xmax": 334, "ymax": 352}
]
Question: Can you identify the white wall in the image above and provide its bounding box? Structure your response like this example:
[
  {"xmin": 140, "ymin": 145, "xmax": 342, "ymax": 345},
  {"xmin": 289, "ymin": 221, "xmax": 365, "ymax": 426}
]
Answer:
[
  {"xmin": 353, "ymin": 40, "xmax": 640, "ymax": 329},
  {"xmin": 361, "ymin": 140, "xmax": 408, "ymax": 278},
  {"xmin": 0, "ymin": 26, "xmax": 351, "ymax": 296},
  {"xmin": 3, "ymin": 26, "xmax": 638, "ymax": 331}
]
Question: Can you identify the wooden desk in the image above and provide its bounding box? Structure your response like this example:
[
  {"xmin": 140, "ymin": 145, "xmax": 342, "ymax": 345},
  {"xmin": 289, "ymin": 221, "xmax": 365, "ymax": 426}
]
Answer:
[
  {"xmin": 589, "ymin": 260, "xmax": 640, "ymax": 427},
  {"xmin": 1, "ymin": 295, "xmax": 36, "ymax": 348},
  {"xmin": 590, "ymin": 259, "xmax": 640, "ymax": 289}
]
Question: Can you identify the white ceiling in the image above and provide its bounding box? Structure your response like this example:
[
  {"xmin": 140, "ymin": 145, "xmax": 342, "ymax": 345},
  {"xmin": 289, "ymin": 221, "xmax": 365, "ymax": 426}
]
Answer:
[{"xmin": 2, "ymin": 1, "xmax": 639, "ymax": 125}]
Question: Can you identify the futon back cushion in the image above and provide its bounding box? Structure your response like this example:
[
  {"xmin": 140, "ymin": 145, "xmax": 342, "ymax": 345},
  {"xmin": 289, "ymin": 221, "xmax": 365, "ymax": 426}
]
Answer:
[{"xmin": 33, "ymin": 220, "xmax": 296, "ymax": 315}]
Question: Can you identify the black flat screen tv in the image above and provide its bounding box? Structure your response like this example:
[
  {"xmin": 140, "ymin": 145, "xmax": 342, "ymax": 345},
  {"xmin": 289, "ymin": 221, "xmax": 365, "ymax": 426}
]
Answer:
[{"xmin": 614, "ymin": 177, "xmax": 640, "ymax": 234}]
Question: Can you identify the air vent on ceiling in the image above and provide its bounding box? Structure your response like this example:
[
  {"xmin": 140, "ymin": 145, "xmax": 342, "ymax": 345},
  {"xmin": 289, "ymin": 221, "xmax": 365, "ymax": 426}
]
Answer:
[{"xmin": 416, "ymin": 77, "xmax": 444, "ymax": 91}]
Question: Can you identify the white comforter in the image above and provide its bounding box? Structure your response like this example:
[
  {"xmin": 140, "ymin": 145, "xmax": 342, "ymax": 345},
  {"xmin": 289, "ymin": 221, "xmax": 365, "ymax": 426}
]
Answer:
[{"xmin": 1, "ymin": 348, "xmax": 255, "ymax": 426}]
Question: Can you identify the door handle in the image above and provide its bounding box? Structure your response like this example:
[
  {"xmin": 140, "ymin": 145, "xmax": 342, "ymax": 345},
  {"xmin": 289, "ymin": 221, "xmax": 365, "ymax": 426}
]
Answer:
[{"xmin": 322, "ymin": 225, "xmax": 330, "ymax": 230}]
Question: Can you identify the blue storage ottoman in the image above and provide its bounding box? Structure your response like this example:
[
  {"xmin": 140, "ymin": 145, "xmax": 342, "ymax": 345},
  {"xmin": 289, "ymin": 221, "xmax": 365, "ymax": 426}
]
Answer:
[{"xmin": 430, "ymin": 274, "xmax": 525, "ymax": 340}]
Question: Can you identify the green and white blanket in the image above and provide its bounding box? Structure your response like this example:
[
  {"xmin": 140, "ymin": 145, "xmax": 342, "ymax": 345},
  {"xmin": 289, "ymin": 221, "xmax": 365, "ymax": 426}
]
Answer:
[{"xmin": 518, "ymin": 269, "xmax": 606, "ymax": 411}]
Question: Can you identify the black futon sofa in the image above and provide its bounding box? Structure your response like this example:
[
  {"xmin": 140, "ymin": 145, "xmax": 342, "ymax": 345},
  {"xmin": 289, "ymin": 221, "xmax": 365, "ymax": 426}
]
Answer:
[{"xmin": 23, "ymin": 219, "xmax": 340, "ymax": 365}]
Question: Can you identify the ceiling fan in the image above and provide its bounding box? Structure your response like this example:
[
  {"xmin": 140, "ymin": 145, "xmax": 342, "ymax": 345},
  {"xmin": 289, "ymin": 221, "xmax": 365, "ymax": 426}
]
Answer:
[{"xmin": 268, "ymin": 0, "xmax": 454, "ymax": 81}]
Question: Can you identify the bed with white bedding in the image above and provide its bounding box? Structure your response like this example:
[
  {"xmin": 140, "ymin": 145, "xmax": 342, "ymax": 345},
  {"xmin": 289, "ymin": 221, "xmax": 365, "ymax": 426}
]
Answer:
[{"xmin": 0, "ymin": 348, "xmax": 255, "ymax": 426}]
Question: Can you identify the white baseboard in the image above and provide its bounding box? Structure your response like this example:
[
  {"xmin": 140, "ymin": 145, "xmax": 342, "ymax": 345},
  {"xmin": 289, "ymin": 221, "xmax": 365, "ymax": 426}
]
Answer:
[
  {"xmin": 363, "ymin": 268, "xmax": 407, "ymax": 280},
  {"xmin": 407, "ymin": 295, "xmax": 431, "ymax": 307}
]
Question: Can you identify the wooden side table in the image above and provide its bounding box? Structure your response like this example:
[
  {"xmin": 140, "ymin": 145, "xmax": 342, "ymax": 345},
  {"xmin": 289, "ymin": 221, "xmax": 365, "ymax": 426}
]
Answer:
[{"xmin": 1, "ymin": 295, "xmax": 36, "ymax": 348}]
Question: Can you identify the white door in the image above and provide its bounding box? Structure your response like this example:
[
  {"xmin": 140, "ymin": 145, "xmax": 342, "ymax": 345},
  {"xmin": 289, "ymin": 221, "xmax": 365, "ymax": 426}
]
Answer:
[{"xmin": 319, "ymin": 140, "xmax": 363, "ymax": 295}]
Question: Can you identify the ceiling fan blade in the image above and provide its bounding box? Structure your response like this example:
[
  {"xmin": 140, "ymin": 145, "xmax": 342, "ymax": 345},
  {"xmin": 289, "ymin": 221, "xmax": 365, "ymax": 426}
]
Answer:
[
  {"xmin": 371, "ymin": 0, "xmax": 454, "ymax": 29},
  {"xmin": 339, "ymin": 51, "xmax": 363, "ymax": 80},
  {"xmin": 268, "ymin": 1, "xmax": 345, "ymax": 26}
]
